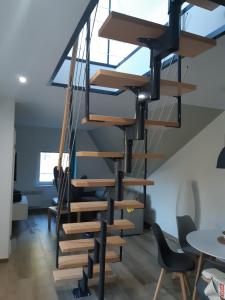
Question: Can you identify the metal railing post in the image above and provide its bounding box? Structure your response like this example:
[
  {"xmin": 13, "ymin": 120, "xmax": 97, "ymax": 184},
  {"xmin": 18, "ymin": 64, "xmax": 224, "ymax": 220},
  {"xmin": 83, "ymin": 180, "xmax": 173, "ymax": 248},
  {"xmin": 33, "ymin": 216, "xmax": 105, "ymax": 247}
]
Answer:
[
  {"xmin": 98, "ymin": 221, "xmax": 107, "ymax": 300},
  {"xmin": 177, "ymin": 54, "xmax": 182, "ymax": 127},
  {"xmin": 85, "ymin": 18, "xmax": 91, "ymax": 119}
]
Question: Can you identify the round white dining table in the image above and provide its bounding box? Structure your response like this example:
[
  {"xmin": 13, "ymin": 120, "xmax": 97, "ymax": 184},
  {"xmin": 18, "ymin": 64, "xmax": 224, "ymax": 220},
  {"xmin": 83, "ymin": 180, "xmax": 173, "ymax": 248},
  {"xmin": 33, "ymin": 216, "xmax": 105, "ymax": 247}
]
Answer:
[
  {"xmin": 187, "ymin": 229, "xmax": 225, "ymax": 300},
  {"xmin": 187, "ymin": 229, "xmax": 225, "ymax": 260}
]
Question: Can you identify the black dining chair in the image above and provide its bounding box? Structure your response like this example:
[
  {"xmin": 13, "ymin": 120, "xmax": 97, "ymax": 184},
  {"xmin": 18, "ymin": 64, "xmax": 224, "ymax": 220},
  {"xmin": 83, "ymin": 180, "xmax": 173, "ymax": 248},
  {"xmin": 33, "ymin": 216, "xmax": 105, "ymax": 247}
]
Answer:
[
  {"xmin": 152, "ymin": 223, "xmax": 195, "ymax": 300},
  {"xmin": 177, "ymin": 215, "xmax": 200, "ymax": 256}
]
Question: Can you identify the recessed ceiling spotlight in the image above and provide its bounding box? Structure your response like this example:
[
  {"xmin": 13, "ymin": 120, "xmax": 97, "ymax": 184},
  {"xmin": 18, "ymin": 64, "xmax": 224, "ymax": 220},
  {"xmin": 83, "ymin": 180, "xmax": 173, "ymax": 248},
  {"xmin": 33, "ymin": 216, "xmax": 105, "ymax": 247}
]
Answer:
[{"xmin": 18, "ymin": 75, "xmax": 27, "ymax": 84}]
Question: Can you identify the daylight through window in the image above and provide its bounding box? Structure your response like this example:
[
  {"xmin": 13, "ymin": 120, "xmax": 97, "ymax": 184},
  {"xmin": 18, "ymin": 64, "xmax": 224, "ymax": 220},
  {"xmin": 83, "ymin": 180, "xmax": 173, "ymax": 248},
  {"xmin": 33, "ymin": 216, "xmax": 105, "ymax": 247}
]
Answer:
[{"xmin": 39, "ymin": 152, "xmax": 69, "ymax": 183}]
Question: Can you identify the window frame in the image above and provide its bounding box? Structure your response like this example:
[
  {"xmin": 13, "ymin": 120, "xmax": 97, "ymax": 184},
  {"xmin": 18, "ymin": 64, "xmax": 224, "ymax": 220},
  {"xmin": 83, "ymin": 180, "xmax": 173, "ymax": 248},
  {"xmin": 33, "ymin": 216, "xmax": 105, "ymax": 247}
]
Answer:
[{"xmin": 37, "ymin": 151, "xmax": 69, "ymax": 186}]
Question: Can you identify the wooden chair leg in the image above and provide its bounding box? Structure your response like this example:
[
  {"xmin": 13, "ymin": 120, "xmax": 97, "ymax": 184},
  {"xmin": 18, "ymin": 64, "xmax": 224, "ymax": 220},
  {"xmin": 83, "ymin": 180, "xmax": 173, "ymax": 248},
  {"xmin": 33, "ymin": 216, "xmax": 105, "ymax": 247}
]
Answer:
[
  {"xmin": 192, "ymin": 253, "xmax": 204, "ymax": 300},
  {"xmin": 183, "ymin": 274, "xmax": 191, "ymax": 295},
  {"xmin": 153, "ymin": 268, "xmax": 166, "ymax": 300},
  {"xmin": 179, "ymin": 273, "xmax": 188, "ymax": 300}
]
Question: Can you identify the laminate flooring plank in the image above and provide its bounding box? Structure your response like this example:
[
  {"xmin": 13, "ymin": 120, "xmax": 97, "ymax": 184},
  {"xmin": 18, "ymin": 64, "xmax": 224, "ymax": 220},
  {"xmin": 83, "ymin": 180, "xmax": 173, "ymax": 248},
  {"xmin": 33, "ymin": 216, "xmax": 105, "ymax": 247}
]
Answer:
[{"xmin": 0, "ymin": 213, "xmax": 189, "ymax": 300}]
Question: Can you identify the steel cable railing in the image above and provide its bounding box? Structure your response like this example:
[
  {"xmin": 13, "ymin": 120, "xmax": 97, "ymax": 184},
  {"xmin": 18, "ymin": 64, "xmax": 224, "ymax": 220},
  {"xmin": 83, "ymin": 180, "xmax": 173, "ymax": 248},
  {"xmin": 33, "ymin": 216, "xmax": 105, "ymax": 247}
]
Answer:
[
  {"xmin": 55, "ymin": 4, "xmax": 99, "ymax": 267},
  {"xmin": 131, "ymin": 10, "xmax": 191, "ymax": 189}
]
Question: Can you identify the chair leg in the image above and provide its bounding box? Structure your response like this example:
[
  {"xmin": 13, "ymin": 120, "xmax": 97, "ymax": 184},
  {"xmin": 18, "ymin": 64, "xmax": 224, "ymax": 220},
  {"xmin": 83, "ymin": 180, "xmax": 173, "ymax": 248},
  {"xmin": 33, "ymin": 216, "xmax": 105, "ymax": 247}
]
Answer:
[
  {"xmin": 183, "ymin": 274, "xmax": 191, "ymax": 295},
  {"xmin": 192, "ymin": 253, "xmax": 204, "ymax": 300},
  {"xmin": 179, "ymin": 273, "xmax": 188, "ymax": 300},
  {"xmin": 153, "ymin": 268, "xmax": 166, "ymax": 300}
]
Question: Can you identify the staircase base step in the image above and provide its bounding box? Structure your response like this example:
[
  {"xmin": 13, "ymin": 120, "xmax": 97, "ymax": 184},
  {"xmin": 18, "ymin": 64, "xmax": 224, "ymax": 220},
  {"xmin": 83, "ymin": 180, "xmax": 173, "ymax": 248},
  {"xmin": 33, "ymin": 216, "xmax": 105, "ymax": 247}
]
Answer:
[
  {"xmin": 53, "ymin": 264, "xmax": 113, "ymax": 284},
  {"xmin": 53, "ymin": 268, "xmax": 83, "ymax": 283}
]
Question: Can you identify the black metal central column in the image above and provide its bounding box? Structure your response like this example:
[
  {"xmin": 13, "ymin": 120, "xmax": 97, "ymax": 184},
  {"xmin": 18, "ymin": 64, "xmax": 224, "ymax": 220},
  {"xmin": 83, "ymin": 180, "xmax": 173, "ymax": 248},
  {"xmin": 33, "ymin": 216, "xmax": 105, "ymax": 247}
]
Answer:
[
  {"xmin": 150, "ymin": 50, "xmax": 161, "ymax": 101},
  {"xmin": 124, "ymin": 129, "xmax": 133, "ymax": 174},
  {"xmin": 136, "ymin": 97, "xmax": 146, "ymax": 140},
  {"xmin": 115, "ymin": 159, "xmax": 124, "ymax": 201},
  {"xmin": 107, "ymin": 190, "xmax": 114, "ymax": 225},
  {"xmin": 143, "ymin": 105, "xmax": 148, "ymax": 209}
]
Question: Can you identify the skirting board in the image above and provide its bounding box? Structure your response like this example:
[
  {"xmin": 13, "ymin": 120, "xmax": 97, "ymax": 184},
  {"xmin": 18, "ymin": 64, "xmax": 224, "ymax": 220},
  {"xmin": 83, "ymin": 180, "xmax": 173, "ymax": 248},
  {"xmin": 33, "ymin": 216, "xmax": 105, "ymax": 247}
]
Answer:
[{"xmin": 0, "ymin": 258, "xmax": 9, "ymax": 263}]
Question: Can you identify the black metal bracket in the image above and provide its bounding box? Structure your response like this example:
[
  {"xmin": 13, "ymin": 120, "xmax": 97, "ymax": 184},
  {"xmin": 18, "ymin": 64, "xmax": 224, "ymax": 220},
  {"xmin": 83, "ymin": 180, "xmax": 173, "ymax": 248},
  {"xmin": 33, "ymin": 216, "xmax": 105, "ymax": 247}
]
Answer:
[{"xmin": 138, "ymin": 0, "xmax": 182, "ymax": 101}]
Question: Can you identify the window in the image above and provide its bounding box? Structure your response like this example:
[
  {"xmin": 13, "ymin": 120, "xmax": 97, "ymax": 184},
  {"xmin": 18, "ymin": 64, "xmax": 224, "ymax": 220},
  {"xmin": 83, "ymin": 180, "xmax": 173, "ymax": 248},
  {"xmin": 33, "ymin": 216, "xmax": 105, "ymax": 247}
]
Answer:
[{"xmin": 39, "ymin": 152, "xmax": 69, "ymax": 183}]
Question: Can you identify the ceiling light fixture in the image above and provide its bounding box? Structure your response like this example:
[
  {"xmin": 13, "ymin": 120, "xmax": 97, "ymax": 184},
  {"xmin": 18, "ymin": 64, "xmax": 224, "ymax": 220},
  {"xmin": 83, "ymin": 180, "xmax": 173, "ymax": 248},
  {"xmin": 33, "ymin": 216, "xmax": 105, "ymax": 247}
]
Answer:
[{"xmin": 18, "ymin": 75, "xmax": 27, "ymax": 84}]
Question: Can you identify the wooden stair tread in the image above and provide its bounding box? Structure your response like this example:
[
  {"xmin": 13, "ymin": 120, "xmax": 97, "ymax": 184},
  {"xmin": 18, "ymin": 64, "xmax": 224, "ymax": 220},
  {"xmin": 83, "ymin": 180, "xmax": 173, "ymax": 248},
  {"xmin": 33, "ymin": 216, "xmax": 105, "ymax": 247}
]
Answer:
[
  {"xmin": 58, "ymin": 251, "xmax": 119, "ymax": 269},
  {"xmin": 81, "ymin": 114, "xmax": 179, "ymax": 128},
  {"xmin": 71, "ymin": 200, "xmax": 144, "ymax": 213},
  {"xmin": 71, "ymin": 178, "xmax": 154, "ymax": 187},
  {"xmin": 54, "ymin": 263, "xmax": 112, "ymax": 282},
  {"xmin": 90, "ymin": 69, "xmax": 196, "ymax": 96},
  {"xmin": 188, "ymin": 0, "xmax": 219, "ymax": 10},
  {"xmin": 99, "ymin": 11, "xmax": 216, "ymax": 57},
  {"xmin": 76, "ymin": 151, "xmax": 165, "ymax": 159},
  {"xmin": 81, "ymin": 114, "xmax": 135, "ymax": 126},
  {"xmin": 59, "ymin": 236, "xmax": 126, "ymax": 253},
  {"xmin": 77, "ymin": 151, "xmax": 123, "ymax": 158},
  {"xmin": 53, "ymin": 264, "xmax": 115, "ymax": 287},
  {"xmin": 63, "ymin": 219, "xmax": 135, "ymax": 235},
  {"xmin": 53, "ymin": 267, "xmax": 83, "ymax": 282}
]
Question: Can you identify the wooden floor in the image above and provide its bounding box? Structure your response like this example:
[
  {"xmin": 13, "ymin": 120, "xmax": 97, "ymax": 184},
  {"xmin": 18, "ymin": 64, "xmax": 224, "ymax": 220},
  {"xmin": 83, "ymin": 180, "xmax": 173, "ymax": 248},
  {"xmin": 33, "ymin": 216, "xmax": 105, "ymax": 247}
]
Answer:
[{"xmin": 0, "ymin": 212, "xmax": 191, "ymax": 300}]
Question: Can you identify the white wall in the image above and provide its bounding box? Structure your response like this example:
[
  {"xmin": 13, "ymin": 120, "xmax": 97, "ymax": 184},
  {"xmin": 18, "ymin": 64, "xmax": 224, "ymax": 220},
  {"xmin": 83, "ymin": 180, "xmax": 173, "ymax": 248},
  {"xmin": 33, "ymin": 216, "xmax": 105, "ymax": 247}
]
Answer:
[
  {"xmin": 146, "ymin": 111, "xmax": 225, "ymax": 237},
  {"xmin": 15, "ymin": 127, "xmax": 112, "ymax": 208},
  {"xmin": 15, "ymin": 127, "xmax": 61, "ymax": 208},
  {"xmin": 0, "ymin": 98, "xmax": 15, "ymax": 259},
  {"xmin": 76, "ymin": 130, "xmax": 113, "ymax": 179}
]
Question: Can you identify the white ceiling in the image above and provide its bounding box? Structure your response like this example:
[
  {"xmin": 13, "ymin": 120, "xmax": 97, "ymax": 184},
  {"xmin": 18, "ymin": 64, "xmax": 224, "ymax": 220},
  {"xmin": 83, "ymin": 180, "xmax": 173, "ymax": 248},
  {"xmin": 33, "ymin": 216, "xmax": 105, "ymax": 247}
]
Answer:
[
  {"xmin": 0, "ymin": 0, "xmax": 224, "ymax": 129},
  {"xmin": 0, "ymin": 0, "xmax": 90, "ymax": 128}
]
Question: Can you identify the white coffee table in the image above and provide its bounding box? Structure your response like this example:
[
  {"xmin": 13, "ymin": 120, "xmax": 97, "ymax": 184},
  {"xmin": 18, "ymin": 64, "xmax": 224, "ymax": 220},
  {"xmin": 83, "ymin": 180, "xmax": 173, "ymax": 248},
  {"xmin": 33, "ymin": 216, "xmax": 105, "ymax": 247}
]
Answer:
[{"xmin": 187, "ymin": 229, "xmax": 225, "ymax": 300}]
